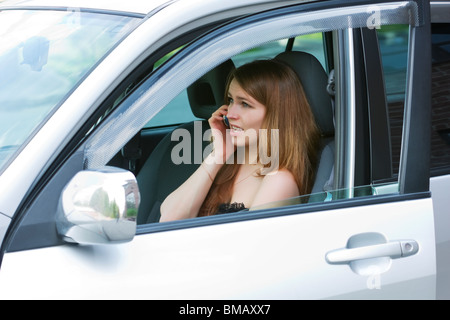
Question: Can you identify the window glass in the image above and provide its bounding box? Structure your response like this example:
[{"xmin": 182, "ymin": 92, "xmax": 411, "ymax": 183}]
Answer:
[
  {"xmin": 232, "ymin": 33, "xmax": 325, "ymax": 68},
  {"xmin": 0, "ymin": 10, "xmax": 140, "ymax": 173},
  {"xmin": 378, "ymin": 25, "xmax": 409, "ymax": 103},
  {"xmin": 232, "ymin": 39, "xmax": 289, "ymax": 67},
  {"xmin": 145, "ymin": 89, "xmax": 200, "ymax": 127},
  {"xmin": 292, "ymin": 33, "xmax": 326, "ymax": 70},
  {"xmin": 430, "ymin": 23, "xmax": 450, "ymax": 175},
  {"xmin": 378, "ymin": 23, "xmax": 450, "ymax": 176},
  {"xmin": 377, "ymin": 25, "xmax": 409, "ymax": 176},
  {"xmin": 145, "ymin": 46, "xmax": 199, "ymax": 128}
]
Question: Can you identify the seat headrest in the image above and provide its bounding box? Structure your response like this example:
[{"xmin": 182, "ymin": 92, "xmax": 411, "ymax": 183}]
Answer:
[
  {"xmin": 275, "ymin": 51, "xmax": 334, "ymax": 136},
  {"xmin": 187, "ymin": 60, "xmax": 236, "ymax": 120}
]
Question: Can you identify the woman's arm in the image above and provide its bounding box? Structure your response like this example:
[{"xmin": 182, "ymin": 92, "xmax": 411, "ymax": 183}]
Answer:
[
  {"xmin": 159, "ymin": 154, "xmax": 222, "ymax": 222},
  {"xmin": 160, "ymin": 105, "xmax": 234, "ymax": 222}
]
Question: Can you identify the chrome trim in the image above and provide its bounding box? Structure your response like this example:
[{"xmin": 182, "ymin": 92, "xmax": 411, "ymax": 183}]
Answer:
[
  {"xmin": 0, "ymin": 0, "xmax": 169, "ymax": 15},
  {"xmin": 334, "ymin": 29, "xmax": 356, "ymax": 197},
  {"xmin": 346, "ymin": 29, "xmax": 357, "ymax": 198}
]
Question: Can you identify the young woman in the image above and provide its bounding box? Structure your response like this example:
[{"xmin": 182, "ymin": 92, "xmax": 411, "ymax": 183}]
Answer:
[{"xmin": 160, "ymin": 59, "xmax": 320, "ymax": 221}]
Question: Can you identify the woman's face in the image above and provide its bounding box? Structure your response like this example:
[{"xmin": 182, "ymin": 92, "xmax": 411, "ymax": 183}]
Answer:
[{"xmin": 226, "ymin": 79, "xmax": 267, "ymax": 148}]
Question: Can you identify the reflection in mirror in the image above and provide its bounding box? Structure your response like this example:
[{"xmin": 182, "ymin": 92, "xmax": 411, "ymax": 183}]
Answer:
[{"xmin": 57, "ymin": 166, "xmax": 140, "ymax": 245}]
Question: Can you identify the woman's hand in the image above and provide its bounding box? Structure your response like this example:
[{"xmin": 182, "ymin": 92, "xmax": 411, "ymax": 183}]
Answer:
[{"xmin": 208, "ymin": 105, "xmax": 235, "ymax": 164}]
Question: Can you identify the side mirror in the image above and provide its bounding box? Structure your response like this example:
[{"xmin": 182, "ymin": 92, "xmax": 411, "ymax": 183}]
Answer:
[{"xmin": 57, "ymin": 167, "xmax": 140, "ymax": 245}]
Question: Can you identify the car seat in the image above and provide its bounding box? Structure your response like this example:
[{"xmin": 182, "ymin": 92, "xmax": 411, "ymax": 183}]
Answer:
[{"xmin": 274, "ymin": 51, "xmax": 335, "ymax": 194}]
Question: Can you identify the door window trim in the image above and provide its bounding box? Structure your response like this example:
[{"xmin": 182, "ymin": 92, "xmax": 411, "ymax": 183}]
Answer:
[{"xmin": 334, "ymin": 28, "xmax": 357, "ymax": 195}]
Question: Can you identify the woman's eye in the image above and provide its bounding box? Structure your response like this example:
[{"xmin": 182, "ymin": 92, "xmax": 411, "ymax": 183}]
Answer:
[
  {"xmin": 243, "ymin": 102, "xmax": 250, "ymax": 108},
  {"xmin": 228, "ymin": 98, "xmax": 234, "ymax": 105}
]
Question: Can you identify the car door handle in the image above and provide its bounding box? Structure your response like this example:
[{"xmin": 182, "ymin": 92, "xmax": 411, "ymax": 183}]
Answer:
[{"xmin": 326, "ymin": 240, "xmax": 419, "ymax": 264}]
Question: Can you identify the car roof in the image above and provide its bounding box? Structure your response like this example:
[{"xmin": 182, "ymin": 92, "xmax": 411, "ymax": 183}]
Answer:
[{"xmin": 0, "ymin": 0, "xmax": 171, "ymax": 15}]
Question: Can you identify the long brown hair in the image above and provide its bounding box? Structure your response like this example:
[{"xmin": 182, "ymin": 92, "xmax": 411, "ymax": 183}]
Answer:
[{"xmin": 199, "ymin": 59, "xmax": 320, "ymax": 216}]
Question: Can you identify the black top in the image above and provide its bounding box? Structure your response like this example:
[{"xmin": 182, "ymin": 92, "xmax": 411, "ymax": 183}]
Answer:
[{"xmin": 217, "ymin": 202, "xmax": 247, "ymax": 214}]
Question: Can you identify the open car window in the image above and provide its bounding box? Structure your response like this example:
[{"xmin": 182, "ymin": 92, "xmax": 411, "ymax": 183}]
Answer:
[{"xmin": 80, "ymin": 2, "xmax": 420, "ymax": 226}]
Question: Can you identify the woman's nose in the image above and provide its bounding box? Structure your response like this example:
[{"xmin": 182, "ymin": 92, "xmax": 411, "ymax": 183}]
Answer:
[{"xmin": 227, "ymin": 105, "xmax": 239, "ymax": 119}]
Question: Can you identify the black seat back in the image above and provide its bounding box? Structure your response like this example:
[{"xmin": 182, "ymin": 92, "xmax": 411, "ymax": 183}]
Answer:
[{"xmin": 275, "ymin": 51, "xmax": 335, "ymax": 194}]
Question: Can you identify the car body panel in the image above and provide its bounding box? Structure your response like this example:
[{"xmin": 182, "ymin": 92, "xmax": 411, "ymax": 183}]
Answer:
[
  {"xmin": 0, "ymin": 197, "xmax": 436, "ymax": 299},
  {"xmin": 430, "ymin": 174, "xmax": 450, "ymax": 299}
]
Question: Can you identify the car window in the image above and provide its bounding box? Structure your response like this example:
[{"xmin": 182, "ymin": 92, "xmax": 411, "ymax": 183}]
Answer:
[
  {"xmin": 144, "ymin": 90, "xmax": 200, "ymax": 128},
  {"xmin": 430, "ymin": 23, "xmax": 450, "ymax": 175},
  {"xmin": 377, "ymin": 25, "xmax": 409, "ymax": 178},
  {"xmin": 378, "ymin": 23, "xmax": 450, "ymax": 177},
  {"xmin": 133, "ymin": 26, "xmax": 412, "ymax": 222},
  {"xmin": 79, "ymin": 2, "xmax": 423, "ymax": 225}
]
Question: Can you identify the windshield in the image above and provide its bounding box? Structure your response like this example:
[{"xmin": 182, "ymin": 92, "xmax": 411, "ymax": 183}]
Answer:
[{"xmin": 0, "ymin": 9, "xmax": 140, "ymax": 173}]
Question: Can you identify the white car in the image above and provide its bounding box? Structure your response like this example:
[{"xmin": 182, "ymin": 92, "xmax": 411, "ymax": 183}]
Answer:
[{"xmin": 0, "ymin": 0, "xmax": 449, "ymax": 300}]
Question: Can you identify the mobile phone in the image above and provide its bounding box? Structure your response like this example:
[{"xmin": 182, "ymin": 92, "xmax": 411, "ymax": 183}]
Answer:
[{"xmin": 223, "ymin": 115, "xmax": 230, "ymax": 127}]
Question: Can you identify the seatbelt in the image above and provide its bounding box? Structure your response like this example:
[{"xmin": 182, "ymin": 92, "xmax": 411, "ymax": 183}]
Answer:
[
  {"xmin": 326, "ymin": 69, "xmax": 335, "ymax": 97},
  {"xmin": 121, "ymin": 132, "xmax": 142, "ymax": 174},
  {"xmin": 327, "ymin": 69, "xmax": 336, "ymax": 128}
]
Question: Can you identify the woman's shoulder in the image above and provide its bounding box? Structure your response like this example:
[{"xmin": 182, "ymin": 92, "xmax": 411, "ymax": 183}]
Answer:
[{"xmin": 259, "ymin": 168, "xmax": 299, "ymax": 195}]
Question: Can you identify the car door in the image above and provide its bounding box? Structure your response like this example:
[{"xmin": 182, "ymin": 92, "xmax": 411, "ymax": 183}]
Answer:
[{"xmin": 0, "ymin": 0, "xmax": 436, "ymax": 300}]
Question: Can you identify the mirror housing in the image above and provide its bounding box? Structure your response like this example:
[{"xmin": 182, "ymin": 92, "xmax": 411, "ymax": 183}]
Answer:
[{"xmin": 57, "ymin": 166, "xmax": 140, "ymax": 245}]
